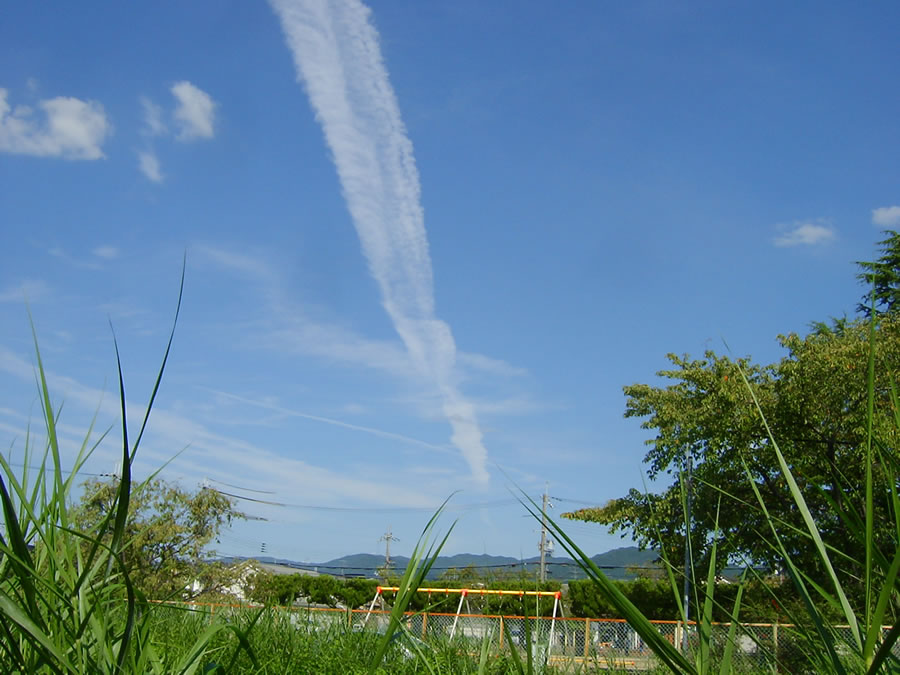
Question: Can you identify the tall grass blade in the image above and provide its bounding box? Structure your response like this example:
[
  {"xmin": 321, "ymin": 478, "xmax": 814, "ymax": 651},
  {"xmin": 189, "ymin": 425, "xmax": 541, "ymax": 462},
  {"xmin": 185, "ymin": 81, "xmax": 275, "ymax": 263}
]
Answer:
[
  {"xmin": 736, "ymin": 364, "xmax": 862, "ymax": 648},
  {"xmin": 717, "ymin": 569, "xmax": 746, "ymax": 675},
  {"xmin": 0, "ymin": 475, "xmax": 37, "ymax": 619},
  {"xmin": 0, "ymin": 593, "xmax": 71, "ymax": 672},
  {"xmin": 524, "ymin": 614, "xmax": 533, "ymax": 675},
  {"xmin": 369, "ymin": 496, "xmax": 455, "ymax": 672},
  {"xmin": 868, "ymin": 623, "xmax": 900, "ymax": 675},
  {"xmin": 697, "ymin": 500, "xmax": 721, "ymax": 674},
  {"xmin": 740, "ymin": 456, "xmax": 846, "ymax": 674},
  {"xmin": 476, "ymin": 625, "xmax": 493, "ymax": 675},
  {"xmin": 28, "ymin": 312, "xmax": 65, "ymax": 525},
  {"xmin": 502, "ymin": 619, "xmax": 527, "ymax": 675},
  {"xmin": 200, "ymin": 610, "xmax": 263, "ymax": 675},
  {"xmin": 863, "ymin": 306, "xmax": 877, "ymax": 667},
  {"xmin": 130, "ymin": 258, "xmax": 185, "ymax": 458},
  {"xmin": 517, "ymin": 489, "xmax": 696, "ymax": 674}
]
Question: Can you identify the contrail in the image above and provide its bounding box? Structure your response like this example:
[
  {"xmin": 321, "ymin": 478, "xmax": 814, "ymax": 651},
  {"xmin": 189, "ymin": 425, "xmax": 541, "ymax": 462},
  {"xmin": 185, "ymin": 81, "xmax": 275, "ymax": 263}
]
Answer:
[
  {"xmin": 200, "ymin": 387, "xmax": 453, "ymax": 454},
  {"xmin": 269, "ymin": 0, "xmax": 490, "ymax": 483}
]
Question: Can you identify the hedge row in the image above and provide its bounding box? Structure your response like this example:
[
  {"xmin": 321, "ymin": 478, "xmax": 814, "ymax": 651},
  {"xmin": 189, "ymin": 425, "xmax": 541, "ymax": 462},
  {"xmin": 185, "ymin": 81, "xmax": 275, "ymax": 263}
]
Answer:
[
  {"xmin": 247, "ymin": 570, "xmax": 830, "ymax": 623},
  {"xmin": 246, "ymin": 573, "xmax": 561, "ymax": 615}
]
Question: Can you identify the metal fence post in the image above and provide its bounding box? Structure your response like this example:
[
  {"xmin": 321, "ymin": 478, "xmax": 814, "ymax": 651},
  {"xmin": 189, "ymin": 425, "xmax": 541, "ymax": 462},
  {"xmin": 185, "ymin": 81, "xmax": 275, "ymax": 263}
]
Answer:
[
  {"xmin": 499, "ymin": 616, "xmax": 504, "ymax": 649},
  {"xmin": 584, "ymin": 618, "xmax": 590, "ymax": 659},
  {"xmin": 422, "ymin": 612, "xmax": 428, "ymax": 639}
]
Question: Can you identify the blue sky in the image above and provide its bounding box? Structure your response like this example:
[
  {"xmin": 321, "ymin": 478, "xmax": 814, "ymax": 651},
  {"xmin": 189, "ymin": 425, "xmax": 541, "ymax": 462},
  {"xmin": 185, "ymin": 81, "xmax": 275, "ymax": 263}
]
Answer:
[{"xmin": 1, "ymin": 0, "xmax": 898, "ymax": 564}]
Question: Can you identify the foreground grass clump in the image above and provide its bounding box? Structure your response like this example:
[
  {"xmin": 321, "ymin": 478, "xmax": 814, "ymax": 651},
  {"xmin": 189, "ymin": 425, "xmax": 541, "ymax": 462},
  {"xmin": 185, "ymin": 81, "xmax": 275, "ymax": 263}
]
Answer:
[
  {"xmin": 0, "ymin": 283, "xmax": 255, "ymax": 673},
  {"xmin": 147, "ymin": 605, "xmax": 530, "ymax": 674}
]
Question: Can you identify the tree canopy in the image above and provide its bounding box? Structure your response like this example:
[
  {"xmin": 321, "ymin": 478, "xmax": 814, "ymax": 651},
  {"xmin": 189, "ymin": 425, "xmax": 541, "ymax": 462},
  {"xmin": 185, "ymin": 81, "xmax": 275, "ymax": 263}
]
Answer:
[
  {"xmin": 73, "ymin": 477, "xmax": 243, "ymax": 599},
  {"xmin": 563, "ymin": 315, "xmax": 900, "ymax": 596},
  {"xmin": 857, "ymin": 229, "xmax": 900, "ymax": 316}
]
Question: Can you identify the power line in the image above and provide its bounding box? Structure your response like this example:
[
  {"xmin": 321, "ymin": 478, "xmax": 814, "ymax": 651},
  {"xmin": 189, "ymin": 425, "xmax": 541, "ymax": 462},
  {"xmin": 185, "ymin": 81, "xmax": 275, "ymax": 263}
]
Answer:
[
  {"xmin": 206, "ymin": 478, "xmax": 276, "ymax": 495},
  {"xmin": 215, "ymin": 554, "xmax": 662, "ymax": 574},
  {"xmin": 210, "ymin": 488, "xmax": 525, "ymax": 513},
  {"xmin": 2, "ymin": 462, "xmax": 113, "ymax": 479}
]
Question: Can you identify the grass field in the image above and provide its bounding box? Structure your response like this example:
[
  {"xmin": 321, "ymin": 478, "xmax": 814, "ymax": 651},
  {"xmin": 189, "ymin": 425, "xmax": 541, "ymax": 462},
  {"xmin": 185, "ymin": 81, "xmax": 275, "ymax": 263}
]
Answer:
[{"xmin": 1, "ymin": 295, "xmax": 898, "ymax": 673}]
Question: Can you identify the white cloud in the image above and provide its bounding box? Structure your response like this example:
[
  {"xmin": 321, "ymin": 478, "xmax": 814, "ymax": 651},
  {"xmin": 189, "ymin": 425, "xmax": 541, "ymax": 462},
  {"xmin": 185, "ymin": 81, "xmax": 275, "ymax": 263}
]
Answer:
[
  {"xmin": 202, "ymin": 388, "xmax": 452, "ymax": 454},
  {"xmin": 457, "ymin": 352, "xmax": 527, "ymax": 378},
  {"xmin": 0, "ymin": 279, "xmax": 50, "ymax": 303},
  {"xmin": 199, "ymin": 246, "xmax": 276, "ymax": 283},
  {"xmin": 0, "ymin": 344, "xmax": 439, "ymax": 510},
  {"xmin": 0, "ymin": 88, "xmax": 111, "ymax": 160},
  {"xmin": 92, "ymin": 246, "xmax": 119, "ymax": 260},
  {"xmin": 270, "ymin": 0, "xmax": 491, "ymax": 484},
  {"xmin": 773, "ymin": 222, "xmax": 835, "ymax": 247},
  {"xmin": 872, "ymin": 206, "xmax": 900, "ymax": 228},
  {"xmin": 137, "ymin": 149, "xmax": 164, "ymax": 182},
  {"xmin": 139, "ymin": 96, "xmax": 167, "ymax": 136},
  {"xmin": 48, "ymin": 246, "xmax": 102, "ymax": 270},
  {"xmin": 171, "ymin": 81, "xmax": 216, "ymax": 140}
]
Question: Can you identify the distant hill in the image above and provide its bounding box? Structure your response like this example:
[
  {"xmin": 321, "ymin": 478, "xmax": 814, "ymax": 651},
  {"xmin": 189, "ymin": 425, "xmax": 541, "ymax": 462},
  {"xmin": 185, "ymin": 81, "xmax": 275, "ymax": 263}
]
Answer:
[{"xmin": 224, "ymin": 546, "xmax": 659, "ymax": 583}]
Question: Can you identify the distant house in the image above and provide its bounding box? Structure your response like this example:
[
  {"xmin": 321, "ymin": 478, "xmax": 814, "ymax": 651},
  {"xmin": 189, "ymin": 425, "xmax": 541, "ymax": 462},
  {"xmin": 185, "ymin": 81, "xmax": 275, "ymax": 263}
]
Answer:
[{"xmin": 186, "ymin": 558, "xmax": 321, "ymax": 602}]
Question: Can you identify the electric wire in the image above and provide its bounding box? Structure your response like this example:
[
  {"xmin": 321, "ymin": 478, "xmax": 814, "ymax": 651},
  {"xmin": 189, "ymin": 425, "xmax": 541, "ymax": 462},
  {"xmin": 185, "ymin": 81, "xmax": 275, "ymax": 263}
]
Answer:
[{"xmin": 211, "ymin": 488, "xmax": 525, "ymax": 513}]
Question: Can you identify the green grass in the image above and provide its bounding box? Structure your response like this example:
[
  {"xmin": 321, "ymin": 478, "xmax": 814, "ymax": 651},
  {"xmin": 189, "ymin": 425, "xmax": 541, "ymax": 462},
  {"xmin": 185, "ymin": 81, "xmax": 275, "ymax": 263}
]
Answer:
[
  {"xmin": 0, "ymin": 276, "xmax": 257, "ymax": 673},
  {"xmin": 143, "ymin": 605, "xmax": 532, "ymax": 674},
  {"xmin": 2, "ymin": 281, "xmax": 897, "ymax": 673}
]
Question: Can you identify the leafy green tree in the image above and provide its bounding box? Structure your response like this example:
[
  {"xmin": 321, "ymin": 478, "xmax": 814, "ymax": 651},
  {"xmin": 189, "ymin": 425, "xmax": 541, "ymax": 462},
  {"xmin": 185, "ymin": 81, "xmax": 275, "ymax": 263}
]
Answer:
[
  {"xmin": 73, "ymin": 477, "xmax": 243, "ymax": 599},
  {"xmin": 857, "ymin": 229, "xmax": 900, "ymax": 316},
  {"xmin": 333, "ymin": 578, "xmax": 379, "ymax": 609},
  {"xmin": 564, "ymin": 316, "xmax": 900, "ymax": 605}
]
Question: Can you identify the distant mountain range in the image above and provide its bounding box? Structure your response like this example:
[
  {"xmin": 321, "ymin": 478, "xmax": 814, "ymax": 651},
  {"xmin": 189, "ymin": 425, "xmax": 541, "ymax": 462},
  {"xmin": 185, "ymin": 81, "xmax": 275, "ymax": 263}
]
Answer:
[{"xmin": 224, "ymin": 546, "xmax": 660, "ymax": 582}]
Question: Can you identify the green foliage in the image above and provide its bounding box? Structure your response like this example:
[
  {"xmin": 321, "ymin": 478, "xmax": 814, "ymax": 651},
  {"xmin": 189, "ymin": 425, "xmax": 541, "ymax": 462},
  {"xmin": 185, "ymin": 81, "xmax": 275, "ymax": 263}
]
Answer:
[
  {"xmin": 549, "ymin": 305, "xmax": 900, "ymax": 673},
  {"xmin": 389, "ymin": 579, "xmax": 561, "ymax": 617},
  {"xmin": 72, "ymin": 477, "xmax": 243, "ymax": 599},
  {"xmin": 339, "ymin": 578, "xmax": 380, "ymax": 610},
  {"xmin": 568, "ymin": 577, "xmax": 678, "ymax": 619},
  {"xmin": 0, "ymin": 278, "xmax": 254, "ymax": 672},
  {"xmin": 249, "ymin": 567, "xmax": 560, "ymax": 618},
  {"xmin": 565, "ymin": 316, "xmax": 900, "ymax": 602},
  {"xmin": 247, "ymin": 573, "xmax": 378, "ymax": 609},
  {"xmin": 857, "ymin": 230, "xmax": 900, "ymax": 316}
]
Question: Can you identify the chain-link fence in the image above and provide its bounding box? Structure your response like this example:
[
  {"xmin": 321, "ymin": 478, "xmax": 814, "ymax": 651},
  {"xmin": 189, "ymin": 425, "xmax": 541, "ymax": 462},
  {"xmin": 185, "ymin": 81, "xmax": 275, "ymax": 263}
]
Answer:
[{"xmin": 157, "ymin": 601, "xmax": 898, "ymax": 672}]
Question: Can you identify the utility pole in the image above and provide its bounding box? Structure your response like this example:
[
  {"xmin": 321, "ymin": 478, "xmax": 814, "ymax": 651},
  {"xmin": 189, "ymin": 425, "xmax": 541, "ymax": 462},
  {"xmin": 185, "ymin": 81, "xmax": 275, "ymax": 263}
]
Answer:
[
  {"xmin": 538, "ymin": 485, "xmax": 550, "ymax": 583},
  {"xmin": 380, "ymin": 527, "xmax": 398, "ymax": 571}
]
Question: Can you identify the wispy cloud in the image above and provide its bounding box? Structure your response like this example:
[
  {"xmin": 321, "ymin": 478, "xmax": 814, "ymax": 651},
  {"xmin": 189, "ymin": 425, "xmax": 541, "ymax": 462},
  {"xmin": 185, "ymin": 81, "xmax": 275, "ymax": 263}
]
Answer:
[
  {"xmin": 0, "ymin": 88, "xmax": 111, "ymax": 160},
  {"xmin": 0, "ymin": 344, "xmax": 439, "ymax": 509},
  {"xmin": 139, "ymin": 96, "xmax": 167, "ymax": 136},
  {"xmin": 773, "ymin": 221, "xmax": 835, "ymax": 247},
  {"xmin": 202, "ymin": 387, "xmax": 452, "ymax": 454},
  {"xmin": 137, "ymin": 149, "xmax": 164, "ymax": 182},
  {"xmin": 0, "ymin": 279, "xmax": 50, "ymax": 303},
  {"xmin": 49, "ymin": 246, "xmax": 103, "ymax": 270},
  {"xmin": 199, "ymin": 246, "xmax": 276, "ymax": 283},
  {"xmin": 198, "ymin": 244, "xmax": 416, "ymax": 377},
  {"xmin": 200, "ymin": 244, "xmax": 524, "ymax": 402},
  {"xmin": 872, "ymin": 206, "xmax": 900, "ymax": 229},
  {"xmin": 92, "ymin": 246, "xmax": 119, "ymax": 260},
  {"xmin": 171, "ymin": 81, "xmax": 216, "ymax": 141},
  {"xmin": 457, "ymin": 353, "xmax": 527, "ymax": 378},
  {"xmin": 269, "ymin": 0, "xmax": 491, "ymax": 483}
]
